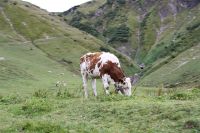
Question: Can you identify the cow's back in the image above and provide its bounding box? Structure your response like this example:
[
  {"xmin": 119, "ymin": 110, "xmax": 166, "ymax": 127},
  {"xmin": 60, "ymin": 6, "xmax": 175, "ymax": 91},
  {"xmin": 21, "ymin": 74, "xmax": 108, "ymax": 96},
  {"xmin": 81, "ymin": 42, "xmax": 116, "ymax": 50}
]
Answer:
[{"xmin": 80, "ymin": 52, "xmax": 121, "ymax": 78}]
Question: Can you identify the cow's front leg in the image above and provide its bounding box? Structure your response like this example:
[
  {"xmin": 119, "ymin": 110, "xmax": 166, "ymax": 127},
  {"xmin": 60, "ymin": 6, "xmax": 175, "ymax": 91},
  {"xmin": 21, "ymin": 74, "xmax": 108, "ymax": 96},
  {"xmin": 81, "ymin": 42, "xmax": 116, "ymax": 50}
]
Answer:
[
  {"xmin": 91, "ymin": 78, "xmax": 97, "ymax": 96},
  {"xmin": 102, "ymin": 75, "xmax": 110, "ymax": 95}
]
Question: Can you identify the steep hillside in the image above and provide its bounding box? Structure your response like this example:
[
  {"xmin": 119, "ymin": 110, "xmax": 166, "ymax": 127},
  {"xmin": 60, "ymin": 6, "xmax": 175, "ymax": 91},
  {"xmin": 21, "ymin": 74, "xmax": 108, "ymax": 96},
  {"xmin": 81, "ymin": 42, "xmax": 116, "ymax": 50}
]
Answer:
[
  {"xmin": 141, "ymin": 44, "xmax": 200, "ymax": 87},
  {"xmin": 0, "ymin": 0, "xmax": 139, "ymax": 91},
  {"xmin": 63, "ymin": 0, "xmax": 199, "ymax": 62},
  {"xmin": 62, "ymin": 0, "xmax": 200, "ymax": 87}
]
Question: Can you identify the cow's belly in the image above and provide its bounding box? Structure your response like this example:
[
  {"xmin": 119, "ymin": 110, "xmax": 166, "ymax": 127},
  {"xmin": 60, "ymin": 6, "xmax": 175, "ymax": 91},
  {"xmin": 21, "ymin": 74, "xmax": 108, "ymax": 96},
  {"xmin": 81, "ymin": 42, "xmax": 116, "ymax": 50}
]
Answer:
[
  {"xmin": 87, "ymin": 64, "xmax": 101, "ymax": 78},
  {"xmin": 87, "ymin": 69, "xmax": 100, "ymax": 78}
]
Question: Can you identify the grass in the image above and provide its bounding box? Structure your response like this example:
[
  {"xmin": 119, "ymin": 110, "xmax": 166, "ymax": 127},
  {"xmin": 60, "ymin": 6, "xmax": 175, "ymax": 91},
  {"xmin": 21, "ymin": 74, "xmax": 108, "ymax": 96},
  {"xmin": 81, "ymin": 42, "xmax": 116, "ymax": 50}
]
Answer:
[
  {"xmin": 0, "ymin": 38, "xmax": 81, "ymax": 93},
  {"xmin": 0, "ymin": 0, "xmax": 138, "ymax": 93},
  {"xmin": 140, "ymin": 44, "xmax": 200, "ymax": 87},
  {"xmin": 0, "ymin": 86, "xmax": 200, "ymax": 133},
  {"xmin": 77, "ymin": 0, "xmax": 107, "ymax": 15},
  {"xmin": 63, "ymin": 0, "xmax": 200, "ymax": 88},
  {"xmin": 0, "ymin": 1, "xmax": 200, "ymax": 132}
]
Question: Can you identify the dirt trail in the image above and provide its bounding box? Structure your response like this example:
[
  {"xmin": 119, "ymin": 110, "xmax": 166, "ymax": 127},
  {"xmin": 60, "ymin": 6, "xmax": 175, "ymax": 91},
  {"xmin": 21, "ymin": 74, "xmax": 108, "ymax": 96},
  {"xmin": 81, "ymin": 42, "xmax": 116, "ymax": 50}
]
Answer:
[{"xmin": 22, "ymin": 36, "xmax": 58, "ymax": 44}]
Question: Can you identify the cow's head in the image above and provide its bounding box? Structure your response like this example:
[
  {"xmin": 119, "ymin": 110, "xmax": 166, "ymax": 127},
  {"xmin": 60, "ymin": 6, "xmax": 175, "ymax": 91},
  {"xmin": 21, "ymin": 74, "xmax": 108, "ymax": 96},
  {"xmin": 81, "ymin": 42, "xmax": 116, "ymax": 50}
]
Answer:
[{"xmin": 115, "ymin": 77, "xmax": 132, "ymax": 96}]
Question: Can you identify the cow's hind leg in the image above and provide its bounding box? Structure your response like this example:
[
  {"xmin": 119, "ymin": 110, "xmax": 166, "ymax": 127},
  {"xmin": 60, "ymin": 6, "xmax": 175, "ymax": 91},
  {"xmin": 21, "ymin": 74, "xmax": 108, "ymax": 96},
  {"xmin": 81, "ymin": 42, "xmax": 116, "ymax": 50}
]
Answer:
[
  {"xmin": 102, "ymin": 75, "xmax": 110, "ymax": 95},
  {"xmin": 82, "ymin": 73, "xmax": 88, "ymax": 98},
  {"xmin": 91, "ymin": 79, "xmax": 97, "ymax": 96}
]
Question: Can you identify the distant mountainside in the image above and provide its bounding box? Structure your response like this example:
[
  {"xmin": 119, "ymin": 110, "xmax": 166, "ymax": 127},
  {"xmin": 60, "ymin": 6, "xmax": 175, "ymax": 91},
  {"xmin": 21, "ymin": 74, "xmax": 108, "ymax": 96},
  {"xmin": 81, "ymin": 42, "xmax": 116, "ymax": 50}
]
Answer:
[
  {"xmin": 61, "ymin": 0, "xmax": 200, "ymax": 87},
  {"xmin": 0, "ymin": 0, "xmax": 138, "ymax": 90}
]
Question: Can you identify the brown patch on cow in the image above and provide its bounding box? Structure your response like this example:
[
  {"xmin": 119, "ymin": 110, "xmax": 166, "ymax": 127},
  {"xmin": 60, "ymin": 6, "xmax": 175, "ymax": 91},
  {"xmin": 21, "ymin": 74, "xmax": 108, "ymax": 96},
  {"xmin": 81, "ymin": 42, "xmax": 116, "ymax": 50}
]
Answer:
[
  {"xmin": 97, "ymin": 62, "xmax": 101, "ymax": 68},
  {"xmin": 89, "ymin": 53, "xmax": 102, "ymax": 71},
  {"xmin": 80, "ymin": 52, "xmax": 103, "ymax": 75},
  {"xmin": 80, "ymin": 56, "xmax": 85, "ymax": 64},
  {"xmin": 80, "ymin": 52, "xmax": 102, "ymax": 65},
  {"xmin": 100, "ymin": 61, "xmax": 125, "ymax": 83}
]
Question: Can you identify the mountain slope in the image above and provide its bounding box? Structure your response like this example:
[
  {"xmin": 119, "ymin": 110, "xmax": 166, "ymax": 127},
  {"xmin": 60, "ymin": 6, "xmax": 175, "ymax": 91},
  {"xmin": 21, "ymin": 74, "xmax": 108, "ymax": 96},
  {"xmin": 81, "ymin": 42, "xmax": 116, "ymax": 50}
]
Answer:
[
  {"xmin": 63, "ymin": 0, "xmax": 200, "ymax": 62},
  {"xmin": 0, "ymin": 0, "xmax": 139, "ymax": 91},
  {"xmin": 62, "ymin": 0, "xmax": 200, "ymax": 87},
  {"xmin": 141, "ymin": 44, "xmax": 200, "ymax": 87}
]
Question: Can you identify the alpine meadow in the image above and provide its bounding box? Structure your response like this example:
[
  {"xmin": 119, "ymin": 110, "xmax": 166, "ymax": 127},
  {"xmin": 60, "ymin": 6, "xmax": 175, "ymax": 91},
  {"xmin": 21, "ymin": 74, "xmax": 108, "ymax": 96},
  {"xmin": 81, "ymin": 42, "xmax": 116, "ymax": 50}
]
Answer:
[{"xmin": 0, "ymin": 0, "xmax": 200, "ymax": 133}]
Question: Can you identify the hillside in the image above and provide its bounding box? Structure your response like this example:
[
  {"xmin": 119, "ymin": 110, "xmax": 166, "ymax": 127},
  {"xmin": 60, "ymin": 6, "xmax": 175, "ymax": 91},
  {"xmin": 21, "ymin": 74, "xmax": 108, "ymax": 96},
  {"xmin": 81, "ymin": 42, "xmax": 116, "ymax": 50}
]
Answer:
[
  {"xmin": 62, "ymin": 0, "xmax": 200, "ymax": 87},
  {"xmin": 0, "ymin": 1, "xmax": 200, "ymax": 132},
  {"xmin": 0, "ymin": 0, "xmax": 139, "ymax": 91}
]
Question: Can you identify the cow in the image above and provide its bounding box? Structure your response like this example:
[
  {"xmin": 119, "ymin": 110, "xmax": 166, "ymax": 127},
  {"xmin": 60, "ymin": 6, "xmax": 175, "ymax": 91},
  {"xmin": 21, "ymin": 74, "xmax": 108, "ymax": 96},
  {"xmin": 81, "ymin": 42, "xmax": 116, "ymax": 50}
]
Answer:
[{"xmin": 80, "ymin": 52, "xmax": 132, "ymax": 98}]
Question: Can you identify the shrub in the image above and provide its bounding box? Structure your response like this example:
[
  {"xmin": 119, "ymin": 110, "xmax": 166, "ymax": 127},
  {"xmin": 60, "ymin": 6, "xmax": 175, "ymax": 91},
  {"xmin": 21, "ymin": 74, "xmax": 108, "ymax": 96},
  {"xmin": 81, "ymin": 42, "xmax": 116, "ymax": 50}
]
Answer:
[
  {"xmin": 99, "ymin": 46, "xmax": 110, "ymax": 52},
  {"xmin": 19, "ymin": 121, "xmax": 65, "ymax": 133},
  {"xmin": 94, "ymin": 20, "xmax": 103, "ymax": 27},
  {"xmin": 186, "ymin": 22, "xmax": 200, "ymax": 31},
  {"xmin": 70, "ymin": 21, "xmax": 99, "ymax": 37},
  {"xmin": 56, "ymin": 88, "xmax": 77, "ymax": 99},
  {"xmin": 0, "ymin": 94, "xmax": 22, "ymax": 105},
  {"xmin": 105, "ymin": 11, "xmax": 116, "ymax": 19},
  {"xmin": 104, "ymin": 24, "xmax": 130, "ymax": 43},
  {"xmin": 170, "ymin": 92, "xmax": 193, "ymax": 100},
  {"xmin": 21, "ymin": 98, "xmax": 52, "ymax": 115},
  {"xmin": 33, "ymin": 89, "xmax": 49, "ymax": 98},
  {"xmin": 117, "ymin": 0, "xmax": 126, "ymax": 4},
  {"xmin": 13, "ymin": 1, "xmax": 17, "ymax": 5},
  {"xmin": 107, "ymin": 0, "xmax": 114, "ymax": 5},
  {"xmin": 184, "ymin": 120, "xmax": 200, "ymax": 130}
]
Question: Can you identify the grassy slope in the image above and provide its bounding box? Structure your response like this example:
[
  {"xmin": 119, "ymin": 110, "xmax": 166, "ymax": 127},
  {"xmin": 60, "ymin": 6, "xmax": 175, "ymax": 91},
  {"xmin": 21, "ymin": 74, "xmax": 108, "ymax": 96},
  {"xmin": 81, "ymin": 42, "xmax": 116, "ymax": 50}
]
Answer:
[
  {"xmin": 0, "ymin": 1, "xmax": 199, "ymax": 133},
  {"xmin": 0, "ymin": 86, "xmax": 200, "ymax": 132},
  {"xmin": 0, "ymin": 0, "xmax": 139, "ymax": 92},
  {"xmin": 141, "ymin": 44, "xmax": 200, "ymax": 87},
  {"xmin": 0, "ymin": 36, "xmax": 80, "ymax": 95},
  {"xmin": 140, "ymin": 4, "xmax": 200, "ymax": 87},
  {"xmin": 63, "ymin": 0, "xmax": 200, "ymax": 87},
  {"xmin": 77, "ymin": 0, "xmax": 107, "ymax": 14}
]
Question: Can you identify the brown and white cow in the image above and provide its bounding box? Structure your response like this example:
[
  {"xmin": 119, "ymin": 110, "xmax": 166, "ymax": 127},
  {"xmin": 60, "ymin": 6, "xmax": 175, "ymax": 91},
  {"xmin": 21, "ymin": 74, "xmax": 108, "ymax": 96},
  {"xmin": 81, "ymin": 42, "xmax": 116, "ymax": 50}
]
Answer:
[{"xmin": 80, "ymin": 52, "xmax": 132, "ymax": 98}]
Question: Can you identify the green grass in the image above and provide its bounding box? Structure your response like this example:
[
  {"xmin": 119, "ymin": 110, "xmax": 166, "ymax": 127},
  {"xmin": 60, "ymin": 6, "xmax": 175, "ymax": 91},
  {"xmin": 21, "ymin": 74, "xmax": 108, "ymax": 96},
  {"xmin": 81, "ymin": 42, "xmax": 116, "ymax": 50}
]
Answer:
[
  {"xmin": 0, "ymin": 1, "xmax": 200, "ymax": 132},
  {"xmin": 0, "ymin": 0, "xmax": 138, "ymax": 95},
  {"xmin": 141, "ymin": 44, "xmax": 200, "ymax": 87},
  {"xmin": 0, "ymin": 86, "xmax": 200, "ymax": 133},
  {"xmin": 77, "ymin": 0, "xmax": 107, "ymax": 15},
  {"xmin": 4, "ymin": 4, "xmax": 62, "ymax": 41},
  {"xmin": 0, "ymin": 37, "xmax": 81, "ymax": 94}
]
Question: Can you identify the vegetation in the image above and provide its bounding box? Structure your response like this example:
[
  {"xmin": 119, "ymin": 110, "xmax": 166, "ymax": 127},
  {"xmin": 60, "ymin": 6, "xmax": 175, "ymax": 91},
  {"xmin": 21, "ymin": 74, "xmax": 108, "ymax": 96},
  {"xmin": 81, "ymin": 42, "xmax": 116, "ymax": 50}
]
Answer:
[
  {"xmin": 1, "ymin": 86, "xmax": 200, "ymax": 133},
  {"xmin": 63, "ymin": 0, "xmax": 200, "ymax": 87},
  {"xmin": 103, "ymin": 24, "xmax": 130, "ymax": 43},
  {"xmin": 0, "ymin": 1, "xmax": 199, "ymax": 132}
]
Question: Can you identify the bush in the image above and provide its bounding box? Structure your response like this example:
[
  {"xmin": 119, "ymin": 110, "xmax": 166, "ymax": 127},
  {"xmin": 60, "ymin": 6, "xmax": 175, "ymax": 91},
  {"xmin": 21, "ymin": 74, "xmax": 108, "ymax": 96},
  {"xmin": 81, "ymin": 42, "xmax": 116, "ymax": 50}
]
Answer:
[
  {"xmin": 56, "ymin": 88, "xmax": 77, "ymax": 99},
  {"xmin": 13, "ymin": 1, "xmax": 17, "ymax": 5},
  {"xmin": 18, "ymin": 121, "xmax": 65, "ymax": 133},
  {"xmin": 0, "ymin": 94, "xmax": 22, "ymax": 105},
  {"xmin": 184, "ymin": 120, "xmax": 200, "ymax": 130},
  {"xmin": 70, "ymin": 21, "xmax": 99, "ymax": 37},
  {"xmin": 117, "ymin": 0, "xmax": 126, "ymax": 4},
  {"xmin": 170, "ymin": 92, "xmax": 193, "ymax": 100},
  {"xmin": 94, "ymin": 20, "xmax": 103, "ymax": 27},
  {"xmin": 99, "ymin": 46, "xmax": 110, "ymax": 52},
  {"xmin": 21, "ymin": 98, "xmax": 52, "ymax": 115},
  {"xmin": 105, "ymin": 11, "xmax": 116, "ymax": 19},
  {"xmin": 33, "ymin": 89, "xmax": 49, "ymax": 98},
  {"xmin": 186, "ymin": 22, "xmax": 200, "ymax": 31},
  {"xmin": 104, "ymin": 24, "xmax": 130, "ymax": 43},
  {"xmin": 107, "ymin": 0, "xmax": 114, "ymax": 5}
]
